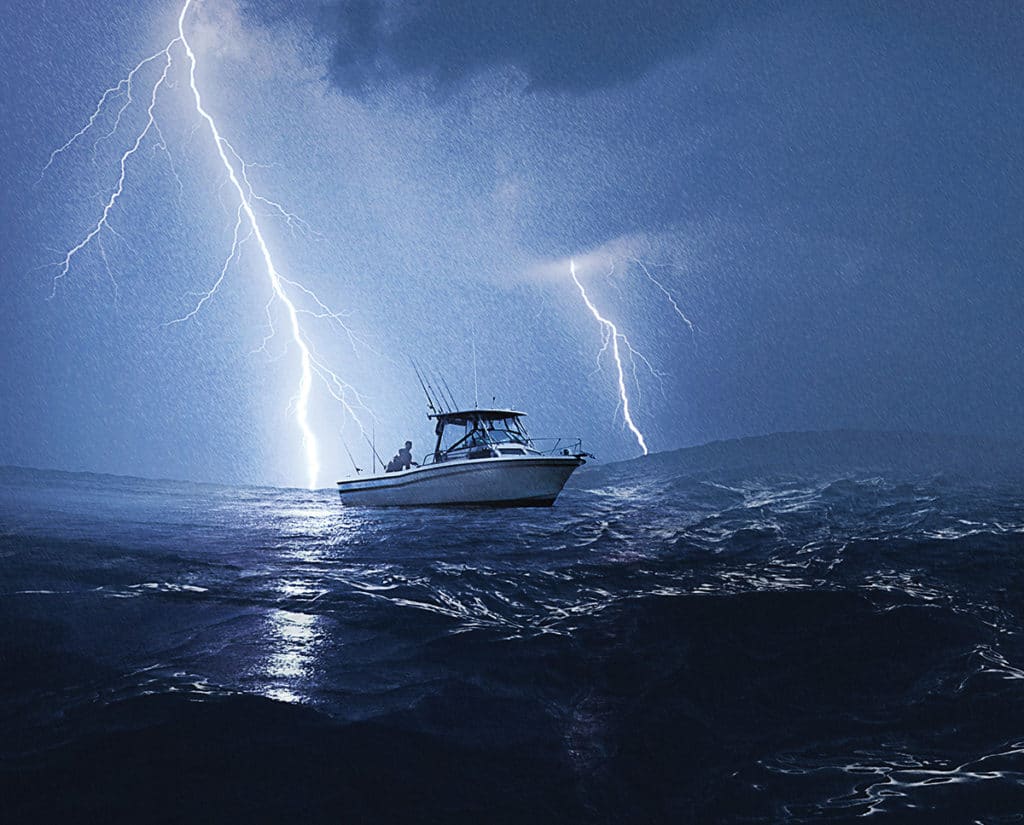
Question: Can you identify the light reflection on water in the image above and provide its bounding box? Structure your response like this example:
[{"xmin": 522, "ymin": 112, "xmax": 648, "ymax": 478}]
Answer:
[
  {"xmin": 262, "ymin": 609, "xmax": 322, "ymax": 704},
  {"xmin": 255, "ymin": 500, "xmax": 341, "ymax": 705}
]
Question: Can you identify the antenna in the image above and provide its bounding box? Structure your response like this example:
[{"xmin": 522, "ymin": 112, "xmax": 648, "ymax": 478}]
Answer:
[{"xmin": 471, "ymin": 329, "xmax": 479, "ymax": 408}]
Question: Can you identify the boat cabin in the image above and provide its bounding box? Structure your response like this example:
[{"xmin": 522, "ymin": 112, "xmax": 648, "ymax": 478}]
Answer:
[{"xmin": 429, "ymin": 409, "xmax": 538, "ymax": 463}]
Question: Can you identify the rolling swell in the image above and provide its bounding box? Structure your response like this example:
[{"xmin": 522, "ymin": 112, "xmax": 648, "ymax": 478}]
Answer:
[{"xmin": 1, "ymin": 434, "xmax": 1023, "ymax": 822}]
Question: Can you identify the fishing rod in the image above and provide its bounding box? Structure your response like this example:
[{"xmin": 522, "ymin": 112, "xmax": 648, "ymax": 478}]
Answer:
[
  {"xmin": 410, "ymin": 359, "xmax": 438, "ymax": 415},
  {"xmin": 439, "ymin": 374, "xmax": 460, "ymax": 411},
  {"xmin": 428, "ymin": 370, "xmax": 452, "ymax": 413},
  {"xmin": 341, "ymin": 436, "xmax": 362, "ymax": 474},
  {"xmin": 363, "ymin": 432, "xmax": 386, "ymax": 473},
  {"xmin": 423, "ymin": 370, "xmax": 446, "ymax": 413}
]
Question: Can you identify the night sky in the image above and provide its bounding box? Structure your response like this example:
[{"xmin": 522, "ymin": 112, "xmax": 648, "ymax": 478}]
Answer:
[{"xmin": 1, "ymin": 0, "xmax": 1021, "ymax": 487}]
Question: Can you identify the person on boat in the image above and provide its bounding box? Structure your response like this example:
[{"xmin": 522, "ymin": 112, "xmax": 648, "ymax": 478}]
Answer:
[
  {"xmin": 398, "ymin": 440, "xmax": 417, "ymax": 470},
  {"xmin": 385, "ymin": 453, "xmax": 402, "ymax": 473}
]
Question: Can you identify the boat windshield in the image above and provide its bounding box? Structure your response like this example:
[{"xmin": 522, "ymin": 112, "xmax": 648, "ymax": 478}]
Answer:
[
  {"xmin": 484, "ymin": 418, "xmax": 529, "ymax": 445},
  {"xmin": 439, "ymin": 416, "xmax": 530, "ymax": 453}
]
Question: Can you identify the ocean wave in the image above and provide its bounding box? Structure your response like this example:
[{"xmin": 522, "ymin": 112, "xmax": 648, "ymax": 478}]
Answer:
[{"xmin": 2, "ymin": 449, "xmax": 1024, "ymax": 821}]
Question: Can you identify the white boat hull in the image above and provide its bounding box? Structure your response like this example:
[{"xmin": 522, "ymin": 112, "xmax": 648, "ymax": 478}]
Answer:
[{"xmin": 336, "ymin": 455, "xmax": 584, "ymax": 507}]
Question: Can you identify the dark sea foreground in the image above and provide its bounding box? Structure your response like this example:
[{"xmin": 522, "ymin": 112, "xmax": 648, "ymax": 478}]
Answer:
[{"xmin": 2, "ymin": 432, "xmax": 1024, "ymax": 823}]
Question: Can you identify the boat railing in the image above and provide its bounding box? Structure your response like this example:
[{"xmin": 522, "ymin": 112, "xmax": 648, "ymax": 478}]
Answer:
[
  {"xmin": 419, "ymin": 436, "xmax": 584, "ymax": 466},
  {"xmin": 529, "ymin": 437, "xmax": 585, "ymax": 456}
]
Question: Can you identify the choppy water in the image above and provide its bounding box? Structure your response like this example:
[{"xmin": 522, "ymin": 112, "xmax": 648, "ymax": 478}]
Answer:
[{"xmin": 2, "ymin": 447, "xmax": 1024, "ymax": 822}]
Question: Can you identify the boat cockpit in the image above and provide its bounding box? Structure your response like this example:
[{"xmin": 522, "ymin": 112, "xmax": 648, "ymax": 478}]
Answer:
[{"xmin": 428, "ymin": 409, "xmax": 542, "ymax": 463}]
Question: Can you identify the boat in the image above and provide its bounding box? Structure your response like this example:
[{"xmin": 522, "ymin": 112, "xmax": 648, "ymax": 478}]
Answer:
[{"xmin": 336, "ymin": 408, "xmax": 588, "ymax": 507}]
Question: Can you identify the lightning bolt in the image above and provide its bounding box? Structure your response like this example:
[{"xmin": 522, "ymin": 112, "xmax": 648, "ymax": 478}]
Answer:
[
  {"xmin": 177, "ymin": 0, "xmax": 332, "ymax": 489},
  {"xmin": 567, "ymin": 252, "xmax": 697, "ymax": 456},
  {"xmin": 570, "ymin": 259, "xmax": 649, "ymax": 456},
  {"xmin": 41, "ymin": 0, "xmax": 374, "ymax": 490},
  {"xmin": 628, "ymin": 257, "xmax": 696, "ymax": 335},
  {"xmin": 162, "ymin": 204, "xmax": 249, "ymax": 327},
  {"xmin": 47, "ymin": 38, "xmax": 179, "ymax": 299}
]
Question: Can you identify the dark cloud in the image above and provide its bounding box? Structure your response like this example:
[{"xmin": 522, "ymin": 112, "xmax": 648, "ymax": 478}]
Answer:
[{"xmin": 313, "ymin": 0, "xmax": 741, "ymax": 95}]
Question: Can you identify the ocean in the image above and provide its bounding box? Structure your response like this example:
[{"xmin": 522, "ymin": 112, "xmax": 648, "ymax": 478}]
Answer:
[{"xmin": 2, "ymin": 432, "xmax": 1024, "ymax": 823}]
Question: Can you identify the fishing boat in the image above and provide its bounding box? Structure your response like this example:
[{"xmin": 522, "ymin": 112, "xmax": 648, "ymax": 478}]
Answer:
[{"xmin": 336, "ymin": 408, "xmax": 588, "ymax": 507}]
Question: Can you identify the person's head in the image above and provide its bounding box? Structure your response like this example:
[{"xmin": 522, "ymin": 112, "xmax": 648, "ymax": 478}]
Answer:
[{"xmin": 405, "ymin": 441, "xmax": 412, "ymax": 449}]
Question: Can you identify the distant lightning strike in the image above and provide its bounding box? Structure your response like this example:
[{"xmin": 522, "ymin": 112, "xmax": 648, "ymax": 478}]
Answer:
[
  {"xmin": 569, "ymin": 256, "xmax": 696, "ymax": 456},
  {"xmin": 570, "ymin": 259, "xmax": 649, "ymax": 456},
  {"xmin": 628, "ymin": 257, "xmax": 695, "ymax": 335},
  {"xmin": 42, "ymin": 0, "xmax": 371, "ymax": 489}
]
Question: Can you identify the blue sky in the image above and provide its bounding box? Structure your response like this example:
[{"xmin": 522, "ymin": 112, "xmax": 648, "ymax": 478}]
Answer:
[{"xmin": 1, "ymin": 0, "xmax": 1021, "ymax": 486}]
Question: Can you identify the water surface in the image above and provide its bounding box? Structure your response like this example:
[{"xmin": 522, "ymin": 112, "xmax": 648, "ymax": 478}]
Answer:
[{"xmin": 2, "ymin": 446, "xmax": 1024, "ymax": 822}]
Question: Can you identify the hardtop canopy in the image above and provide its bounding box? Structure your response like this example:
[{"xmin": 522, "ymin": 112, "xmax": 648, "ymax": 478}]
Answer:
[{"xmin": 429, "ymin": 409, "xmax": 526, "ymax": 426}]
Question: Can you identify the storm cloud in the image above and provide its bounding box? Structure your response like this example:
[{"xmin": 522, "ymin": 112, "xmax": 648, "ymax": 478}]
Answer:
[
  {"xmin": 308, "ymin": 0, "xmax": 745, "ymax": 95},
  {"xmin": 3, "ymin": 0, "xmax": 1023, "ymax": 484}
]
